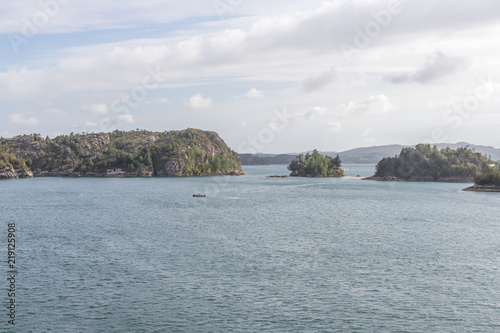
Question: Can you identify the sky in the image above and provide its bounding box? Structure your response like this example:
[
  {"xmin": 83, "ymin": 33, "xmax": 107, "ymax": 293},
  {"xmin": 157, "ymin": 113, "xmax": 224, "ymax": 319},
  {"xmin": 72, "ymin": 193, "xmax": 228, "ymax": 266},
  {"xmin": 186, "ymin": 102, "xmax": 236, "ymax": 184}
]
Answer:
[{"xmin": 1, "ymin": 0, "xmax": 500, "ymax": 153}]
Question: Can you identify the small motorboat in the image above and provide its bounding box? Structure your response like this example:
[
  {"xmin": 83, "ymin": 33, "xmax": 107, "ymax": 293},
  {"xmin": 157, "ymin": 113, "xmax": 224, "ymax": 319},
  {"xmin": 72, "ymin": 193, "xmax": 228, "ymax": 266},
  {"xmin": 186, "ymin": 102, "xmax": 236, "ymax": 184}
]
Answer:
[{"xmin": 192, "ymin": 194, "xmax": 206, "ymax": 197}]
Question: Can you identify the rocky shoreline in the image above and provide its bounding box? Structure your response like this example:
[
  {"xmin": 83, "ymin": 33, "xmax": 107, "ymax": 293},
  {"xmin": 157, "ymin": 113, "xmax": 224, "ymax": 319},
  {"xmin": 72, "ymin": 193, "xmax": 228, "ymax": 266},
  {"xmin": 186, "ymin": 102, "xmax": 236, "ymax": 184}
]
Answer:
[
  {"xmin": 0, "ymin": 167, "xmax": 33, "ymax": 179},
  {"xmin": 290, "ymin": 174, "xmax": 344, "ymax": 178},
  {"xmin": 0, "ymin": 169, "xmax": 244, "ymax": 180},
  {"xmin": 362, "ymin": 176, "xmax": 473, "ymax": 182},
  {"xmin": 462, "ymin": 185, "xmax": 500, "ymax": 192}
]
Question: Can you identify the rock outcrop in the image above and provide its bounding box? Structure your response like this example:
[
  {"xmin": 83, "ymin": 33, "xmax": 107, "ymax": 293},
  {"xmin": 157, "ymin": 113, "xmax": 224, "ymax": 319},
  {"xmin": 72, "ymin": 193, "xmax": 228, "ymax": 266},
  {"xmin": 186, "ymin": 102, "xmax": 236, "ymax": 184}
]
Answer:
[
  {"xmin": 0, "ymin": 167, "xmax": 33, "ymax": 179},
  {"xmin": 463, "ymin": 184, "xmax": 500, "ymax": 192},
  {"xmin": 363, "ymin": 176, "xmax": 474, "ymax": 182}
]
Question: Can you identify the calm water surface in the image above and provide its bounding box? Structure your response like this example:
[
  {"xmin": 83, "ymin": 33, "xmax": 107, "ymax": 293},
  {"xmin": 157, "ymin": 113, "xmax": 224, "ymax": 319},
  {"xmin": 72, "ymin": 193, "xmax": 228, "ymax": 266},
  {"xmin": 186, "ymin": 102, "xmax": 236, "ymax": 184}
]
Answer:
[{"xmin": 1, "ymin": 164, "xmax": 500, "ymax": 332}]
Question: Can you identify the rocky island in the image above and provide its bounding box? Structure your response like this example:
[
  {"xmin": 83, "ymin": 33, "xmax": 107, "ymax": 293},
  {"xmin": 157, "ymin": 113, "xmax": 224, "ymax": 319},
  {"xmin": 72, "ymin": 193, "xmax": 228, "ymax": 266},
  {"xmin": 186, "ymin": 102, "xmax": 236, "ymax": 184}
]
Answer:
[
  {"xmin": 0, "ymin": 128, "xmax": 244, "ymax": 179},
  {"xmin": 363, "ymin": 144, "xmax": 494, "ymax": 182},
  {"xmin": 287, "ymin": 150, "xmax": 344, "ymax": 177},
  {"xmin": 463, "ymin": 168, "xmax": 500, "ymax": 192}
]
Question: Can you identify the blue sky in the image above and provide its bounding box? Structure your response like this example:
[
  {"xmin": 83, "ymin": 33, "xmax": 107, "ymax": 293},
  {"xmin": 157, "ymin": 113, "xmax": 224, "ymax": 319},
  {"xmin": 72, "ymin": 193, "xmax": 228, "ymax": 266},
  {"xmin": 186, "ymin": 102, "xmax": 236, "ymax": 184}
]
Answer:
[{"xmin": 1, "ymin": 0, "xmax": 500, "ymax": 153}]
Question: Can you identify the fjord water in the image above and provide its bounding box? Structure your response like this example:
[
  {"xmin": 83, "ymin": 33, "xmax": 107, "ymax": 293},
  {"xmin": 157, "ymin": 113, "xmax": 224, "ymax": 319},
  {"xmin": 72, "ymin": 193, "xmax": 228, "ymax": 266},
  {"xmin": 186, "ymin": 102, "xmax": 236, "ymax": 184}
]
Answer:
[{"xmin": 2, "ymin": 164, "xmax": 500, "ymax": 332}]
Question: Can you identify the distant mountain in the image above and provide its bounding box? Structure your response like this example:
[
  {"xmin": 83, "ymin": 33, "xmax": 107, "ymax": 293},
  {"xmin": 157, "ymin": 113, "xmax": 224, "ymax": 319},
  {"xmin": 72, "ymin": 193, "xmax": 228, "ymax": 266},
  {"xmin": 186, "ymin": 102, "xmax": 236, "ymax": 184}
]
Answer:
[
  {"xmin": 433, "ymin": 142, "xmax": 500, "ymax": 161},
  {"xmin": 239, "ymin": 153, "xmax": 297, "ymax": 165},
  {"xmin": 324, "ymin": 145, "xmax": 404, "ymax": 164},
  {"xmin": 240, "ymin": 142, "xmax": 500, "ymax": 165}
]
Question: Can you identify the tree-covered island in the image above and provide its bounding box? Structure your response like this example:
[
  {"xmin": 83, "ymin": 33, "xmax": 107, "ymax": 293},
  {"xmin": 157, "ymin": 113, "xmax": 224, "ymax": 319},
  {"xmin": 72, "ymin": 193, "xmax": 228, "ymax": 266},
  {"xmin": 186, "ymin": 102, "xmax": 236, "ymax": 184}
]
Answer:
[
  {"xmin": 463, "ymin": 168, "xmax": 500, "ymax": 192},
  {"xmin": 288, "ymin": 149, "xmax": 345, "ymax": 177},
  {"xmin": 364, "ymin": 144, "xmax": 494, "ymax": 182},
  {"xmin": 0, "ymin": 128, "xmax": 244, "ymax": 179}
]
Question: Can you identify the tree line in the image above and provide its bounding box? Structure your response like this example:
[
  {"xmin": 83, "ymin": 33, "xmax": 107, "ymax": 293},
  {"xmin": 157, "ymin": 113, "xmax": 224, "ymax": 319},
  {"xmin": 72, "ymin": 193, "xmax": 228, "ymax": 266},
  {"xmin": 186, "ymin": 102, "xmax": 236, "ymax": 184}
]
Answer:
[
  {"xmin": 288, "ymin": 149, "xmax": 344, "ymax": 177},
  {"xmin": 374, "ymin": 144, "xmax": 492, "ymax": 180}
]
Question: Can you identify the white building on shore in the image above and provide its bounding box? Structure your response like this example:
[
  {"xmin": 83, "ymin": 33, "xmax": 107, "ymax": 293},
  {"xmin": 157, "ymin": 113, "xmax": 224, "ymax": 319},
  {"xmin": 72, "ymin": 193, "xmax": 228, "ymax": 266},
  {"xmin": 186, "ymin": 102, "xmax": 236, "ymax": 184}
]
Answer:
[{"xmin": 106, "ymin": 168, "xmax": 125, "ymax": 175}]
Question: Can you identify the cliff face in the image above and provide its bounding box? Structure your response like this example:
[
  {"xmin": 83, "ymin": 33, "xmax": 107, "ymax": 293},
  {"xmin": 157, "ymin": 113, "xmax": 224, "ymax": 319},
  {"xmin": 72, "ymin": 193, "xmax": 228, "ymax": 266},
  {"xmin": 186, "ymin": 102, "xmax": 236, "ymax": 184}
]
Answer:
[
  {"xmin": 0, "ymin": 129, "xmax": 243, "ymax": 178},
  {"xmin": 152, "ymin": 130, "xmax": 243, "ymax": 176}
]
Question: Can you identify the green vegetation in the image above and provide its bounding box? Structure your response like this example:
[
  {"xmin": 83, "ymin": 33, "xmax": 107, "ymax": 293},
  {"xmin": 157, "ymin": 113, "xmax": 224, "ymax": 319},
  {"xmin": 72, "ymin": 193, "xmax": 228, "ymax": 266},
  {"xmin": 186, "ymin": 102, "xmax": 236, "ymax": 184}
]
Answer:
[
  {"xmin": 288, "ymin": 150, "xmax": 344, "ymax": 177},
  {"xmin": 0, "ymin": 144, "xmax": 29, "ymax": 172},
  {"xmin": 373, "ymin": 144, "xmax": 491, "ymax": 180},
  {"xmin": 0, "ymin": 128, "xmax": 242, "ymax": 177},
  {"xmin": 474, "ymin": 168, "xmax": 500, "ymax": 186}
]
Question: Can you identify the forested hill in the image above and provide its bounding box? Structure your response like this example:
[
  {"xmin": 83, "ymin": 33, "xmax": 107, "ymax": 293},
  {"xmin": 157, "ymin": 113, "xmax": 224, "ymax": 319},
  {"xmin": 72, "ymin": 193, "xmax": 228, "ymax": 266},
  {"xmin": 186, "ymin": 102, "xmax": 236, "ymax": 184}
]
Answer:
[
  {"xmin": 365, "ymin": 144, "xmax": 493, "ymax": 182},
  {"xmin": 0, "ymin": 128, "xmax": 243, "ymax": 179}
]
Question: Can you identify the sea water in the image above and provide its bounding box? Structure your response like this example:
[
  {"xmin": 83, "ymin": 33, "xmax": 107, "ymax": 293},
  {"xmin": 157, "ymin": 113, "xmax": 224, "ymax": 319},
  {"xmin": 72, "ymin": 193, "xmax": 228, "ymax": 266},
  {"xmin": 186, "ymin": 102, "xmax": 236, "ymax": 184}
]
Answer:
[{"xmin": 1, "ymin": 165, "xmax": 500, "ymax": 332}]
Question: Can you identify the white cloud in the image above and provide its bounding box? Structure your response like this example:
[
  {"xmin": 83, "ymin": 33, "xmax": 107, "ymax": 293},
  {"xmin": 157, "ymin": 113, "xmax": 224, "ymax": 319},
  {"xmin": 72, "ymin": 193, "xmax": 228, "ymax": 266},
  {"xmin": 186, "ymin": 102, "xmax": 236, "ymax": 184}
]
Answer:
[
  {"xmin": 333, "ymin": 95, "xmax": 393, "ymax": 117},
  {"xmin": 2, "ymin": 0, "xmax": 500, "ymax": 36},
  {"xmin": 326, "ymin": 121, "xmax": 342, "ymax": 132},
  {"xmin": 45, "ymin": 108, "xmax": 67, "ymax": 116},
  {"xmin": 362, "ymin": 128, "xmax": 373, "ymax": 137},
  {"xmin": 8, "ymin": 114, "xmax": 38, "ymax": 126},
  {"xmin": 0, "ymin": 1, "xmax": 497, "ymax": 102},
  {"xmin": 0, "ymin": 1, "xmax": 219, "ymax": 35},
  {"xmin": 116, "ymin": 114, "xmax": 134, "ymax": 123},
  {"xmin": 0, "ymin": 68, "xmax": 45, "ymax": 98},
  {"xmin": 245, "ymin": 88, "xmax": 264, "ymax": 99},
  {"xmin": 290, "ymin": 106, "xmax": 328, "ymax": 121},
  {"xmin": 186, "ymin": 93, "xmax": 212, "ymax": 109},
  {"xmin": 304, "ymin": 106, "xmax": 327, "ymax": 119},
  {"xmin": 300, "ymin": 68, "xmax": 337, "ymax": 93},
  {"xmin": 158, "ymin": 98, "xmax": 169, "ymax": 104},
  {"xmin": 355, "ymin": 95, "xmax": 393, "ymax": 115},
  {"xmin": 85, "ymin": 121, "xmax": 98, "ymax": 127},
  {"xmin": 362, "ymin": 128, "xmax": 375, "ymax": 143},
  {"xmin": 100, "ymin": 115, "xmax": 135, "ymax": 130},
  {"xmin": 81, "ymin": 103, "xmax": 108, "ymax": 115},
  {"xmin": 386, "ymin": 51, "xmax": 469, "ymax": 84},
  {"xmin": 2, "ymin": 1, "xmax": 500, "ymax": 149},
  {"xmin": 335, "ymin": 102, "xmax": 355, "ymax": 117}
]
